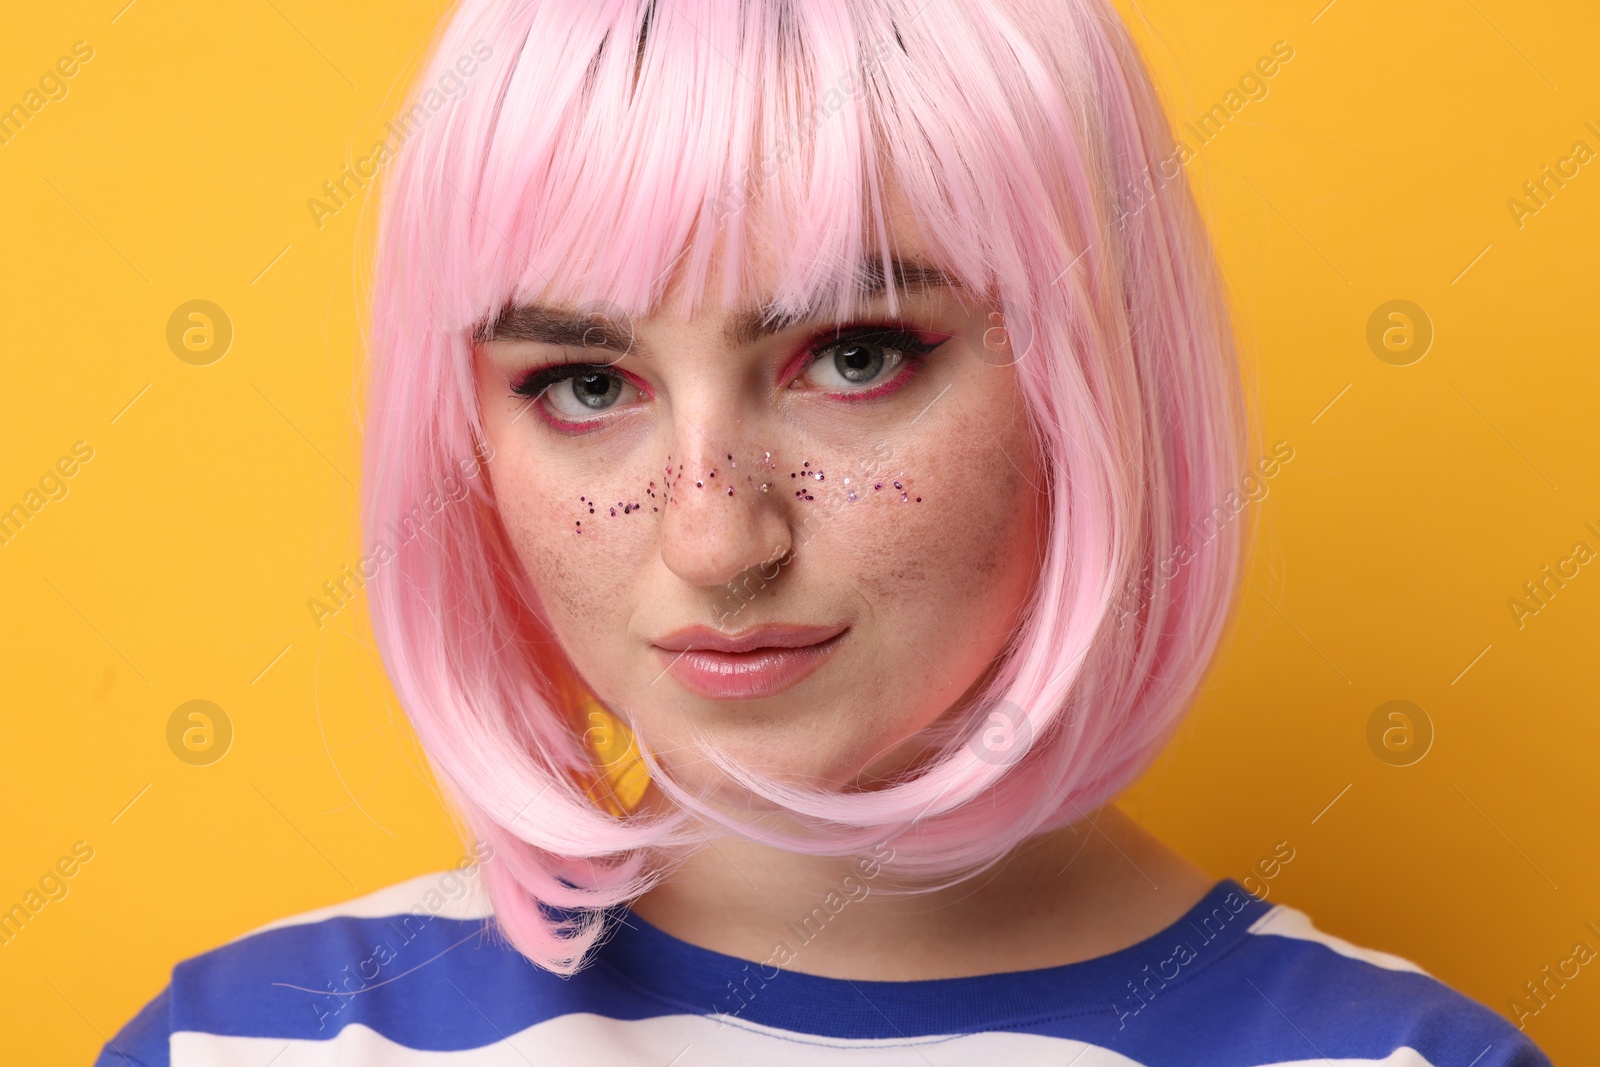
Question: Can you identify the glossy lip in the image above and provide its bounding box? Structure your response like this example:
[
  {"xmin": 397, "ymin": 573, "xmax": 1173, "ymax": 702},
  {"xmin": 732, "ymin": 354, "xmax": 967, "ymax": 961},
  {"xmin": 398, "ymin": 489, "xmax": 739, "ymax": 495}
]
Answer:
[{"xmin": 652, "ymin": 623, "xmax": 848, "ymax": 701}]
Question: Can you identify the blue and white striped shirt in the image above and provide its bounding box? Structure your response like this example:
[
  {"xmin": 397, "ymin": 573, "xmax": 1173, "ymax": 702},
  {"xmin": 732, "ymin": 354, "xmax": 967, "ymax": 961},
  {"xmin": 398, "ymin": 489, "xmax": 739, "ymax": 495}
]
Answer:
[{"xmin": 96, "ymin": 872, "xmax": 1553, "ymax": 1065}]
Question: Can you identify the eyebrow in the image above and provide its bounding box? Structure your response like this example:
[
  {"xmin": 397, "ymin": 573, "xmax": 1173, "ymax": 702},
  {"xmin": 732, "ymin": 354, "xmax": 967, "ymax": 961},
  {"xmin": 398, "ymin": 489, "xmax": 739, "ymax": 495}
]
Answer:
[{"xmin": 478, "ymin": 257, "xmax": 964, "ymax": 353}]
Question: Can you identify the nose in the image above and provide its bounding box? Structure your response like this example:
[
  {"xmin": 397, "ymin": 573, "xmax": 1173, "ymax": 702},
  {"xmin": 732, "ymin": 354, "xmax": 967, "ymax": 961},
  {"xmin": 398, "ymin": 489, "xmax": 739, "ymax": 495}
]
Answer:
[{"xmin": 657, "ymin": 420, "xmax": 792, "ymax": 594}]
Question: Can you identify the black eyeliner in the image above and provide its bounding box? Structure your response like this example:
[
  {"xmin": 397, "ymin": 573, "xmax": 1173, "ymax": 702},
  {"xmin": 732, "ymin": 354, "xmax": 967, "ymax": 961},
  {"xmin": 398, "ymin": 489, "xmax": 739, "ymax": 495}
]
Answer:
[{"xmin": 510, "ymin": 362, "xmax": 618, "ymax": 399}]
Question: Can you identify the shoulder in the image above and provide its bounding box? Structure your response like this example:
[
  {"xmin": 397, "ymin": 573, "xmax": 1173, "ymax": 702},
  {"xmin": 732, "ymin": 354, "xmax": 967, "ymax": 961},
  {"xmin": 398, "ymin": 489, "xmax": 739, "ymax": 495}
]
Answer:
[
  {"xmin": 1125, "ymin": 890, "xmax": 1555, "ymax": 1066},
  {"xmin": 94, "ymin": 865, "xmax": 560, "ymax": 1067}
]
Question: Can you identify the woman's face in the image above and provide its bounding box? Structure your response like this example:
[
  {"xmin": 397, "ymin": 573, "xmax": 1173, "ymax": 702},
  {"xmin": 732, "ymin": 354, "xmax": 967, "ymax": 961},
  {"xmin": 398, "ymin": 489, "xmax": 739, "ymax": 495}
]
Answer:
[{"xmin": 474, "ymin": 215, "xmax": 1046, "ymax": 794}]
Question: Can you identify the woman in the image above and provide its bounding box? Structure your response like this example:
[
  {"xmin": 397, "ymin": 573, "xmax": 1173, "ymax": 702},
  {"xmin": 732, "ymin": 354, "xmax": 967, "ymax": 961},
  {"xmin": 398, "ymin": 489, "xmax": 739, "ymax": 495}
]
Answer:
[{"xmin": 99, "ymin": 0, "xmax": 1553, "ymax": 1063}]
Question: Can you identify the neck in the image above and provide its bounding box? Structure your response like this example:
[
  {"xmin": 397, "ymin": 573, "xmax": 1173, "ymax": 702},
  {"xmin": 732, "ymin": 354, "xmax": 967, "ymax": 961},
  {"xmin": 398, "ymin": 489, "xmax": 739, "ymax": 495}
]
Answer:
[{"xmin": 626, "ymin": 804, "xmax": 1217, "ymax": 981}]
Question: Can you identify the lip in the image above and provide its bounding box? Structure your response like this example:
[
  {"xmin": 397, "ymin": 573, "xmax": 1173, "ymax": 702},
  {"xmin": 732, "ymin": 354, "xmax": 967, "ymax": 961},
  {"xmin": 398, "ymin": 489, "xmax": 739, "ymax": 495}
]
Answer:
[{"xmin": 652, "ymin": 623, "xmax": 848, "ymax": 701}]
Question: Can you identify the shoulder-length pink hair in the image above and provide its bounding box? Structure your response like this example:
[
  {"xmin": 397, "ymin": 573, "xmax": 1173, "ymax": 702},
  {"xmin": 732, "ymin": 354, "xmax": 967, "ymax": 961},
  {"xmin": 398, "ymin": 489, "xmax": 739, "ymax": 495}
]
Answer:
[{"xmin": 362, "ymin": 0, "xmax": 1251, "ymax": 974}]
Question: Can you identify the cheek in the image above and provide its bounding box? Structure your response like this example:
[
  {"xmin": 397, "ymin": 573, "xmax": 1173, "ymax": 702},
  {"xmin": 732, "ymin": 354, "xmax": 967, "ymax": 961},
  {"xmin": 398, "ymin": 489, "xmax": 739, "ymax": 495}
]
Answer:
[
  {"xmin": 484, "ymin": 429, "xmax": 660, "ymax": 653},
  {"xmin": 850, "ymin": 403, "xmax": 1039, "ymax": 611},
  {"xmin": 773, "ymin": 395, "xmax": 1040, "ymax": 777},
  {"xmin": 497, "ymin": 476, "xmax": 591, "ymax": 625}
]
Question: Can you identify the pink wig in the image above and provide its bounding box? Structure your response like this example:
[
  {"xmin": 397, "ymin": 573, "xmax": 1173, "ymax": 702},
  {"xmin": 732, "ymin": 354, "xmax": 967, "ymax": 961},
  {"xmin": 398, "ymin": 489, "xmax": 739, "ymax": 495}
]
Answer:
[{"xmin": 362, "ymin": 0, "xmax": 1250, "ymax": 974}]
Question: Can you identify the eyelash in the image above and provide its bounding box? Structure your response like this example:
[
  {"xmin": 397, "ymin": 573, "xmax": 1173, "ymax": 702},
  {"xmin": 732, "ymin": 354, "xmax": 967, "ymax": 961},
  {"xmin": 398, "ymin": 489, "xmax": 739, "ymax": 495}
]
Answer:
[
  {"xmin": 789, "ymin": 324, "xmax": 943, "ymax": 397},
  {"xmin": 509, "ymin": 361, "xmax": 635, "ymax": 402},
  {"xmin": 508, "ymin": 361, "xmax": 646, "ymax": 434},
  {"xmin": 507, "ymin": 323, "xmax": 946, "ymax": 429}
]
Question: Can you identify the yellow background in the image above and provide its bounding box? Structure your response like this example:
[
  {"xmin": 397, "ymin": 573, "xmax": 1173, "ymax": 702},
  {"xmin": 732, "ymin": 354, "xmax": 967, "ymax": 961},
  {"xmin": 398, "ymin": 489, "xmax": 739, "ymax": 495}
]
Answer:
[{"xmin": 1, "ymin": 0, "xmax": 1595, "ymax": 1061}]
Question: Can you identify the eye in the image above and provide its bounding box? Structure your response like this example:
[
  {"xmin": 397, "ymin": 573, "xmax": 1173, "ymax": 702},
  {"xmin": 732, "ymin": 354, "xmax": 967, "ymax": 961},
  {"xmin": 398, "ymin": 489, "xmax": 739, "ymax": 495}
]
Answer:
[
  {"xmin": 796, "ymin": 327, "xmax": 943, "ymax": 396},
  {"xmin": 511, "ymin": 364, "xmax": 645, "ymax": 427}
]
